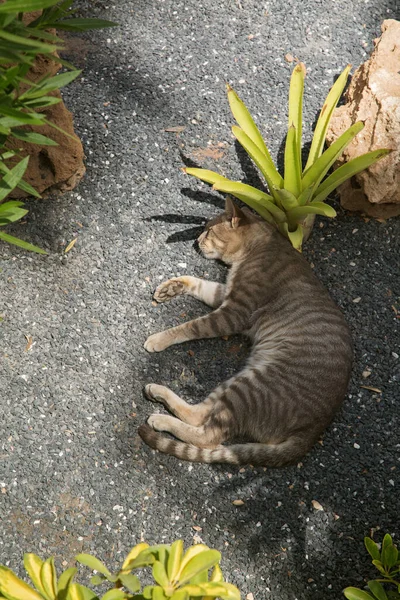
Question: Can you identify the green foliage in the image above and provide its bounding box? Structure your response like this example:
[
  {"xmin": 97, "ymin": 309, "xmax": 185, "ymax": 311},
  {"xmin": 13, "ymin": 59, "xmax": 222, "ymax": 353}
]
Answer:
[
  {"xmin": 0, "ymin": 0, "xmax": 117, "ymax": 253},
  {"xmin": 0, "ymin": 541, "xmax": 240, "ymax": 600},
  {"xmin": 184, "ymin": 63, "xmax": 391, "ymax": 251},
  {"xmin": 344, "ymin": 534, "xmax": 400, "ymax": 600}
]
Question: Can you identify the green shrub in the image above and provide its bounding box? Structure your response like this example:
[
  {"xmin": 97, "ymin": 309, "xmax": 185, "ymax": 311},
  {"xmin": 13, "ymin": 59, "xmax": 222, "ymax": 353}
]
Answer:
[
  {"xmin": 0, "ymin": 540, "xmax": 241, "ymax": 600},
  {"xmin": 344, "ymin": 534, "xmax": 400, "ymax": 600},
  {"xmin": 0, "ymin": 0, "xmax": 117, "ymax": 253},
  {"xmin": 184, "ymin": 63, "xmax": 391, "ymax": 251}
]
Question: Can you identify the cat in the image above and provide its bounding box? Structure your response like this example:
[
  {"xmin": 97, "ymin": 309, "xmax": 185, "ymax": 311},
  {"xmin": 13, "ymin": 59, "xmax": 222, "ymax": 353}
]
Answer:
[{"xmin": 138, "ymin": 198, "xmax": 353, "ymax": 466}]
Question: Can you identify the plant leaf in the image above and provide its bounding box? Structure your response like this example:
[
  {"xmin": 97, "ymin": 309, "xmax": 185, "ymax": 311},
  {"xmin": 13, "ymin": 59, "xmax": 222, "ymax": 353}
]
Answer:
[
  {"xmin": 52, "ymin": 18, "xmax": 118, "ymax": 31},
  {"xmin": 297, "ymin": 185, "xmax": 314, "ymax": 206},
  {"xmin": 11, "ymin": 130, "xmax": 58, "ymax": 146},
  {"xmin": 302, "ymin": 121, "xmax": 364, "ymax": 192},
  {"xmin": 75, "ymin": 555, "xmax": 112, "ymax": 579},
  {"xmin": 273, "ymin": 188, "xmax": 298, "ymax": 211},
  {"xmin": 312, "ymin": 148, "xmax": 392, "ymax": 204},
  {"xmin": 152, "ymin": 562, "xmax": 169, "ymax": 588},
  {"xmin": 232, "ymin": 125, "xmax": 282, "ymax": 197},
  {"xmin": 365, "ymin": 538, "xmax": 381, "ymax": 562},
  {"xmin": 178, "ymin": 550, "xmax": 220, "ymax": 586},
  {"xmin": 0, "ymin": 0, "xmax": 60, "ymax": 12},
  {"xmin": 305, "ymin": 64, "xmax": 352, "ymax": 171},
  {"xmin": 40, "ymin": 557, "xmax": 57, "ymax": 599},
  {"xmin": 367, "ymin": 581, "xmax": 389, "ymax": 600},
  {"xmin": 212, "ymin": 179, "xmax": 285, "ymax": 224},
  {"xmin": 0, "ymin": 566, "xmax": 44, "ymax": 600},
  {"xmin": 23, "ymin": 554, "xmax": 46, "ymax": 597},
  {"xmin": 167, "ymin": 540, "xmax": 184, "ymax": 582},
  {"xmin": 284, "ymin": 223, "xmax": 304, "ymax": 252},
  {"xmin": 20, "ymin": 70, "xmax": 81, "ymax": 99},
  {"xmin": 284, "ymin": 124, "xmax": 301, "ymax": 196},
  {"xmin": 344, "ymin": 588, "xmax": 375, "ymax": 600},
  {"xmin": 372, "ymin": 561, "xmax": 386, "ymax": 575},
  {"xmin": 287, "ymin": 202, "xmax": 336, "ymax": 223},
  {"xmin": 288, "ymin": 62, "xmax": 305, "ymax": 175},
  {"xmin": 183, "ymin": 167, "xmax": 225, "ymax": 186},
  {"xmin": 100, "ymin": 590, "xmax": 127, "ymax": 600},
  {"xmin": 227, "ymin": 84, "xmax": 283, "ymax": 188},
  {"xmin": 0, "ymin": 155, "xmax": 29, "ymax": 201},
  {"xmin": 382, "ymin": 544, "xmax": 398, "ymax": 570},
  {"xmin": 118, "ymin": 573, "xmax": 140, "ymax": 593},
  {"xmin": 57, "ymin": 567, "xmax": 77, "ymax": 600}
]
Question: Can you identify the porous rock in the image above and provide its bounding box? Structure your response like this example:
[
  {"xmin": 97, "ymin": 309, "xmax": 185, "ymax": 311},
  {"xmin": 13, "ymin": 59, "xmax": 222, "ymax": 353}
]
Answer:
[
  {"xmin": 7, "ymin": 17, "xmax": 85, "ymax": 198},
  {"xmin": 326, "ymin": 19, "xmax": 400, "ymax": 218}
]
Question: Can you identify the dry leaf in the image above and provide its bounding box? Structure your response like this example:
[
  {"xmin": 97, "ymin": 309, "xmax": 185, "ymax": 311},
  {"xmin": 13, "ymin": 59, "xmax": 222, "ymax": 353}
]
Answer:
[
  {"xmin": 285, "ymin": 53, "xmax": 294, "ymax": 63},
  {"xmin": 188, "ymin": 349, "xmax": 195, "ymax": 357},
  {"xmin": 192, "ymin": 525, "xmax": 202, "ymax": 532},
  {"xmin": 361, "ymin": 385, "xmax": 382, "ymax": 393},
  {"xmin": 246, "ymin": 594, "xmax": 254, "ymax": 600},
  {"xmin": 312, "ymin": 500, "xmax": 324, "ymax": 511},
  {"xmin": 222, "ymin": 335, "xmax": 229, "ymax": 341},
  {"xmin": 64, "ymin": 238, "xmax": 77, "ymax": 253},
  {"xmin": 232, "ymin": 499, "xmax": 245, "ymax": 506},
  {"xmin": 165, "ymin": 126, "xmax": 186, "ymax": 133},
  {"xmin": 362, "ymin": 370, "xmax": 372, "ymax": 378},
  {"xmin": 24, "ymin": 335, "xmax": 33, "ymax": 352},
  {"xmin": 333, "ymin": 513, "xmax": 340, "ymax": 520},
  {"xmin": 308, "ymin": 579, "xmax": 314, "ymax": 583}
]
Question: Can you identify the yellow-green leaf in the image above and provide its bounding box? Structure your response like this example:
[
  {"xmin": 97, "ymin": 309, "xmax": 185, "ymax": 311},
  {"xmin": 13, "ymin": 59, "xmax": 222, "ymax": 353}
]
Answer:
[
  {"xmin": 40, "ymin": 557, "xmax": 57, "ymax": 599},
  {"xmin": 312, "ymin": 148, "xmax": 391, "ymax": 204},
  {"xmin": 232, "ymin": 126, "xmax": 282, "ymax": 196},
  {"xmin": 227, "ymin": 84, "xmax": 283, "ymax": 187},
  {"xmin": 183, "ymin": 168, "xmax": 225, "ymax": 186},
  {"xmin": 343, "ymin": 587, "xmax": 374, "ymax": 600},
  {"xmin": 152, "ymin": 561, "xmax": 170, "ymax": 589},
  {"xmin": 121, "ymin": 543, "xmax": 150, "ymax": 571},
  {"xmin": 288, "ymin": 202, "xmax": 337, "ymax": 222},
  {"xmin": 75, "ymin": 555, "xmax": 111, "ymax": 579},
  {"xmin": 273, "ymin": 188, "xmax": 298, "ymax": 211},
  {"xmin": 284, "ymin": 125, "xmax": 301, "ymax": 196},
  {"xmin": 167, "ymin": 540, "xmax": 184, "ymax": 582},
  {"xmin": 23, "ymin": 554, "xmax": 47, "ymax": 598},
  {"xmin": 305, "ymin": 64, "xmax": 352, "ymax": 171},
  {"xmin": 288, "ymin": 62, "xmax": 306, "ymax": 175},
  {"xmin": 0, "ymin": 566, "xmax": 44, "ymax": 600},
  {"xmin": 57, "ymin": 567, "xmax": 77, "ymax": 600},
  {"xmin": 178, "ymin": 550, "xmax": 220, "ymax": 586}
]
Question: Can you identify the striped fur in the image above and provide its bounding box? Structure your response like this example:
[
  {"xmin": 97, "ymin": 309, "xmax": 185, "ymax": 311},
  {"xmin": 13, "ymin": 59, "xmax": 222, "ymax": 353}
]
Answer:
[{"xmin": 139, "ymin": 198, "xmax": 353, "ymax": 466}]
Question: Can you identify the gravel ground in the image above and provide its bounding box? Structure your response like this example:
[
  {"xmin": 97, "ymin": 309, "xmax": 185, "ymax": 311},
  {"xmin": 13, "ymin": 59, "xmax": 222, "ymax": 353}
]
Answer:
[{"xmin": 0, "ymin": 1, "xmax": 399, "ymax": 598}]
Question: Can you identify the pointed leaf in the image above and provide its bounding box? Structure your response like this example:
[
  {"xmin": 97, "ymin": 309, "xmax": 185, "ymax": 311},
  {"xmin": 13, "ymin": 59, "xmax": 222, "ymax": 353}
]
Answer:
[
  {"xmin": 382, "ymin": 535, "xmax": 393, "ymax": 553},
  {"xmin": 365, "ymin": 538, "xmax": 381, "ymax": 562},
  {"xmin": 118, "ymin": 574, "xmax": 140, "ymax": 593},
  {"xmin": 40, "ymin": 557, "xmax": 57, "ymax": 599},
  {"xmin": 152, "ymin": 562, "xmax": 169, "ymax": 588},
  {"xmin": 288, "ymin": 62, "xmax": 305, "ymax": 175},
  {"xmin": 284, "ymin": 125, "xmax": 301, "ymax": 196},
  {"xmin": 305, "ymin": 64, "xmax": 352, "ymax": 170},
  {"xmin": 344, "ymin": 588, "xmax": 375, "ymax": 600},
  {"xmin": 20, "ymin": 70, "xmax": 81, "ymax": 99},
  {"xmin": 121, "ymin": 543, "xmax": 150, "ymax": 571},
  {"xmin": 23, "ymin": 554, "xmax": 47, "ymax": 597},
  {"xmin": 100, "ymin": 591, "xmax": 126, "ymax": 600},
  {"xmin": 0, "ymin": 0, "xmax": 60, "ymax": 11},
  {"xmin": 302, "ymin": 121, "xmax": 364, "ymax": 191},
  {"xmin": 372, "ymin": 561, "xmax": 386, "ymax": 575},
  {"xmin": 382, "ymin": 544, "xmax": 398, "ymax": 570},
  {"xmin": 183, "ymin": 167, "xmax": 225, "ymax": 186},
  {"xmin": 152, "ymin": 588, "xmax": 168, "ymax": 600},
  {"xmin": 57, "ymin": 568, "xmax": 77, "ymax": 600},
  {"xmin": 11, "ymin": 130, "xmax": 58, "ymax": 146},
  {"xmin": 367, "ymin": 581, "xmax": 388, "ymax": 600},
  {"xmin": 227, "ymin": 84, "xmax": 283, "ymax": 187},
  {"xmin": 24, "ymin": 96, "xmax": 62, "ymax": 109},
  {"xmin": 0, "ymin": 155, "xmax": 29, "ymax": 201},
  {"xmin": 288, "ymin": 202, "xmax": 336, "ymax": 223},
  {"xmin": 75, "ymin": 555, "xmax": 112, "ymax": 579},
  {"xmin": 52, "ymin": 18, "xmax": 118, "ymax": 31},
  {"xmin": 211, "ymin": 179, "xmax": 280, "ymax": 223},
  {"xmin": 232, "ymin": 125, "xmax": 282, "ymax": 196},
  {"xmin": 167, "ymin": 540, "xmax": 184, "ymax": 582},
  {"xmin": 0, "ymin": 207, "xmax": 28, "ymax": 223},
  {"xmin": 297, "ymin": 185, "xmax": 314, "ymax": 206},
  {"xmin": 178, "ymin": 550, "xmax": 220, "ymax": 586},
  {"xmin": 312, "ymin": 149, "xmax": 391, "ymax": 204},
  {"xmin": 89, "ymin": 576, "xmax": 104, "ymax": 587},
  {"xmin": 0, "ymin": 566, "xmax": 44, "ymax": 600},
  {"xmin": 273, "ymin": 188, "xmax": 298, "ymax": 211},
  {"xmin": 0, "ymin": 231, "xmax": 47, "ymax": 254},
  {"xmin": 176, "ymin": 545, "xmax": 210, "ymax": 578},
  {"xmin": 283, "ymin": 223, "xmax": 304, "ymax": 251},
  {"xmin": 210, "ymin": 565, "xmax": 224, "ymax": 583}
]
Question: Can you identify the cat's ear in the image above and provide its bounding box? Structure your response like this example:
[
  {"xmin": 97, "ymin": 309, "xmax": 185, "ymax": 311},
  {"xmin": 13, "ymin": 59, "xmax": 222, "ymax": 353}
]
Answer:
[{"xmin": 224, "ymin": 197, "xmax": 246, "ymax": 229}]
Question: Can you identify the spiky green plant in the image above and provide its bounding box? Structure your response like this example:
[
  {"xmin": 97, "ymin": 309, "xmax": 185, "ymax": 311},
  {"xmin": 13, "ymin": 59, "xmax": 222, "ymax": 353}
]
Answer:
[
  {"xmin": 0, "ymin": 541, "xmax": 241, "ymax": 600},
  {"xmin": 184, "ymin": 63, "xmax": 391, "ymax": 251}
]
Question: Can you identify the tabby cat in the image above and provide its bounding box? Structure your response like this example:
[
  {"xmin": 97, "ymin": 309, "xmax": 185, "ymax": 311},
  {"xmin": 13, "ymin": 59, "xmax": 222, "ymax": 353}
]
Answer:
[{"xmin": 138, "ymin": 198, "xmax": 353, "ymax": 466}]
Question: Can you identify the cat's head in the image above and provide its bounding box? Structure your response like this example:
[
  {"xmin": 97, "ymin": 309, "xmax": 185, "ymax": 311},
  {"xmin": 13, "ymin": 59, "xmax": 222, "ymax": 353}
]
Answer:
[{"xmin": 198, "ymin": 197, "xmax": 272, "ymax": 263}]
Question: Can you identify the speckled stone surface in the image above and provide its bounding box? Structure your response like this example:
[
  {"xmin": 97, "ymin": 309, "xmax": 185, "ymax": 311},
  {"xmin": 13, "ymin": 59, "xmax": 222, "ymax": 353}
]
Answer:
[{"xmin": 0, "ymin": 1, "xmax": 399, "ymax": 598}]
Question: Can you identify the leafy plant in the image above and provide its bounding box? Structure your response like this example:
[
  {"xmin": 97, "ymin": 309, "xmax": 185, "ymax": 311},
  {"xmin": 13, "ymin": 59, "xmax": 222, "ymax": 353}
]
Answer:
[
  {"xmin": 0, "ymin": 540, "xmax": 241, "ymax": 600},
  {"xmin": 184, "ymin": 63, "xmax": 391, "ymax": 251},
  {"xmin": 344, "ymin": 534, "xmax": 400, "ymax": 600},
  {"xmin": 0, "ymin": 0, "xmax": 117, "ymax": 253}
]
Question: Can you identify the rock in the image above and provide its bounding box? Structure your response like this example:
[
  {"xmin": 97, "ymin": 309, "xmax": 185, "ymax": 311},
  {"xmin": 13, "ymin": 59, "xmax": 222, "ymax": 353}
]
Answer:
[
  {"xmin": 326, "ymin": 19, "xmax": 400, "ymax": 218},
  {"xmin": 7, "ymin": 17, "xmax": 85, "ymax": 198}
]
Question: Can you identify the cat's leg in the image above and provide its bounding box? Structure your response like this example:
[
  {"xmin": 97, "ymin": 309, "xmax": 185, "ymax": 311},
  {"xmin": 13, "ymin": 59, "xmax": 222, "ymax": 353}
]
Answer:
[
  {"xmin": 144, "ymin": 383, "xmax": 212, "ymax": 425},
  {"xmin": 154, "ymin": 276, "xmax": 225, "ymax": 308},
  {"xmin": 147, "ymin": 414, "xmax": 224, "ymax": 449},
  {"xmin": 144, "ymin": 305, "xmax": 247, "ymax": 352}
]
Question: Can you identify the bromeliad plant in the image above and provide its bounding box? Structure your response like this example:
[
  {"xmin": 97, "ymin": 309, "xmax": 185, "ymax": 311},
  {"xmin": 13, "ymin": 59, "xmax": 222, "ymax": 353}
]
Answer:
[
  {"xmin": 344, "ymin": 534, "xmax": 400, "ymax": 600},
  {"xmin": 184, "ymin": 63, "xmax": 391, "ymax": 251},
  {"xmin": 0, "ymin": 540, "xmax": 241, "ymax": 600},
  {"xmin": 0, "ymin": 0, "xmax": 117, "ymax": 253}
]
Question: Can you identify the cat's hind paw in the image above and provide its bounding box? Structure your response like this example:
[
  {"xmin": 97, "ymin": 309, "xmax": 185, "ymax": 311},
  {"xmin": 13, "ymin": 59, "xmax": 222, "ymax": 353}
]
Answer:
[
  {"xmin": 144, "ymin": 332, "xmax": 169, "ymax": 352},
  {"xmin": 153, "ymin": 278, "xmax": 187, "ymax": 303}
]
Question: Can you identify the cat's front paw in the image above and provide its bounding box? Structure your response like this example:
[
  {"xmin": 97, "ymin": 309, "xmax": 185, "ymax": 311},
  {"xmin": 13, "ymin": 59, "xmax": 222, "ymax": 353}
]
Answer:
[
  {"xmin": 144, "ymin": 332, "xmax": 170, "ymax": 353},
  {"xmin": 148, "ymin": 413, "xmax": 169, "ymax": 431},
  {"xmin": 153, "ymin": 277, "xmax": 186, "ymax": 303}
]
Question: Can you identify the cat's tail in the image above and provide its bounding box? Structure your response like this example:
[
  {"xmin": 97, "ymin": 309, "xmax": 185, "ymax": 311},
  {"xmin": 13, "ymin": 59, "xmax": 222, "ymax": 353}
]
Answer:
[{"xmin": 138, "ymin": 424, "xmax": 308, "ymax": 467}]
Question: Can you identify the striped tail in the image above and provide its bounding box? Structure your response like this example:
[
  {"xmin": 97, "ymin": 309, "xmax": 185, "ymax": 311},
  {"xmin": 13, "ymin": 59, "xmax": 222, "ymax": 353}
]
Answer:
[{"xmin": 138, "ymin": 424, "xmax": 307, "ymax": 467}]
